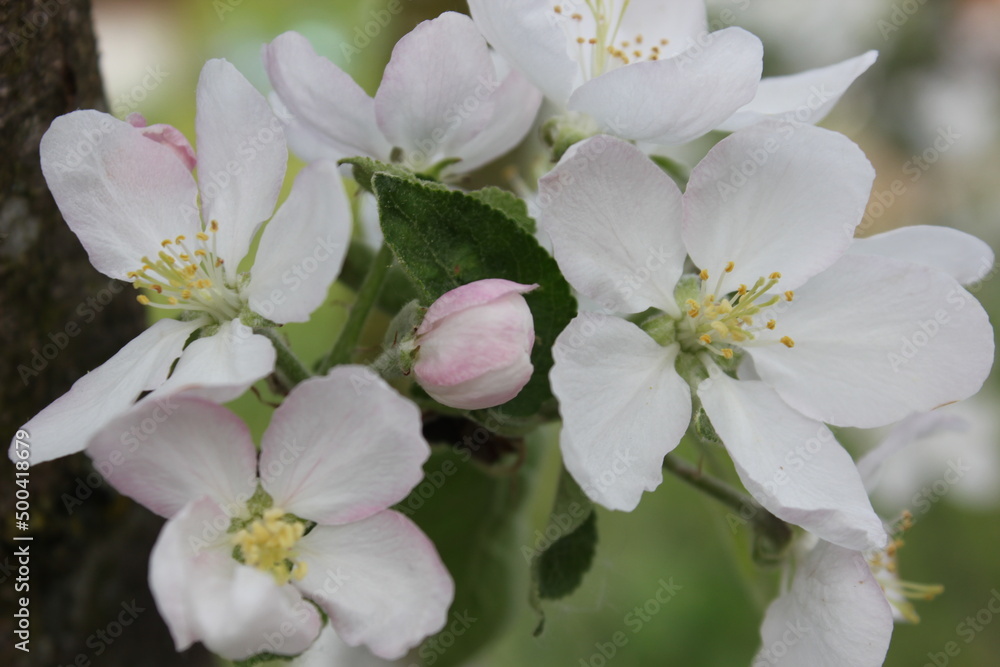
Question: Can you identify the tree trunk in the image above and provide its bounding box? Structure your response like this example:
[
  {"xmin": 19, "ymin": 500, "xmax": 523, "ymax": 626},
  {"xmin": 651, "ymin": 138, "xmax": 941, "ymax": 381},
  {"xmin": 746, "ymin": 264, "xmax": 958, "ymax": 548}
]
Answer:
[{"xmin": 0, "ymin": 2, "xmax": 212, "ymax": 664}]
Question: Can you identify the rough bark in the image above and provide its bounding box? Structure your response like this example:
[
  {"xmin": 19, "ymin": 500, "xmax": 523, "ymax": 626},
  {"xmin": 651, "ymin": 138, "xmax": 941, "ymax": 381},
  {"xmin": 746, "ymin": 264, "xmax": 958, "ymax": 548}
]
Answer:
[{"xmin": 0, "ymin": 2, "xmax": 211, "ymax": 665}]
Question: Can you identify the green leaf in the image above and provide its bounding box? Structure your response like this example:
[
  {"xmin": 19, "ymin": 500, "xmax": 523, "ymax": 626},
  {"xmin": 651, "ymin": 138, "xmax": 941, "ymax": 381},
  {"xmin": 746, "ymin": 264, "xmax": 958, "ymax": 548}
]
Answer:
[
  {"xmin": 467, "ymin": 186, "xmax": 537, "ymax": 235},
  {"xmin": 528, "ymin": 467, "xmax": 598, "ymax": 634},
  {"xmin": 372, "ymin": 173, "xmax": 577, "ymax": 418}
]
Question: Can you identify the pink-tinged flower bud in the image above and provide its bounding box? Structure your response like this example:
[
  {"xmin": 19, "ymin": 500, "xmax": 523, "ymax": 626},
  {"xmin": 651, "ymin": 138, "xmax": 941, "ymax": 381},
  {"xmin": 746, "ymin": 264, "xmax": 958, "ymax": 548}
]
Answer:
[{"xmin": 413, "ymin": 279, "xmax": 538, "ymax": 410}]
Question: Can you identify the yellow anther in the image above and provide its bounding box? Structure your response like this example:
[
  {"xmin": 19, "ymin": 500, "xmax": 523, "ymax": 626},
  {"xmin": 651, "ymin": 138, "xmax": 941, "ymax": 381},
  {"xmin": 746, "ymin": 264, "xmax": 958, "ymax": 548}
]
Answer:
[
  {"xmin": 651, "ymin": 45, "xmax": 660, "ymax": 54},
  {"xmin": 660, "ymin": 38, "xmax": 668, "ymax": 46},
  {"xmin": 175, "ymin": 235, "xmax": 186, "ymax": 242},
  {"xmin": 215, "ymin": 258, "xmax": 224, "ymax": 267},
  {"xmin": 724, "ymin": 261, "xmax": 735, "ymax": 273},
  {"xmin": 633, "ymin": 50, "xmax": 641, "ymax": 58},
  {"xmin": 784, "ymin": 290, "xmax": 794, "ymax": 301},
  {"xmin": 577, "ymin": 36, "xmax": 586, "ymax": 44},
  {"xmin": 699, "ymin": 269, "xmax": 710, "ymax": 281},
  {"xmin": 137, "ymin": 295, "xmax": 150, "ymax": 305},
  {"xmin": 588, "ymin": 37, "xmax": 597, "ymax": 44},
  {"xmin": 769, "ymin": 272, "xmax": 781, "ymax": 279},
  {"xmin": 179, "ymin": 254, "xmax": 190, "ymax": 261},
  {"xmin": 649, "ymin": 55, "xmax": 658, "ymax": 60},
  {"xmin": 210, "ymin": 220, "xmax": 219, "ymax": 232},
  {"xmin": 711, "ymin": 321, "xmax": 729, "ymax": 336},
  {"xmin": 766, "ymin": 320, "xmax": 776, "ymax": 330},
  {"xmin": 622, "ymin": 40, "xmax": 630, "ymax": 47},
  {"xmin": 180, "ymin": 290, "xmax": 192, "ymax": 299},
  {"xmin": 721, "ymin": 348, "xmax": 734, "ymax": 359},
  {"xmin": 571, "ymin": 12, "xmax": 582, "ymax": 20},
  {"xmin": 737, "ymin": 284, "xmax": 748, "ymax": 296},
  {"xmin": 127, "ymin": 271, "xmax": 137, "ymax": 279},
  {"xmin": 195, "ymin": 249, "xmax": 207, "ymax": 257},
  {"xmin": 717, "ymin": 299, "xmax": 733, "ymax": 314},
  {"xmin": 699, "ymin": 334, "xmax": 713, "ymax": 345},
  {"xmin": 554, "ymin": 4, "xmax": 562, "ymax": 13},
  {"xmin": 780, "ymin": 336, "xmax": 795, "ymax": 348},
  {"xmin": 166, "ymin": 296, "xmax": 178, "ymax": 305},
  {"xmin": 196, "ymin": 232, "xmax": 209, "ymax": 241},
  {"xmin": 151, "ymin": 284, "xmax": 163, "ymax": 294},
  {"xmin": 161, "ymin": 239, "xmax": 173, "ymax": 247},
  {"xmin": 636, "ymin": 34, "xmax": 643, "ymax": 44}
]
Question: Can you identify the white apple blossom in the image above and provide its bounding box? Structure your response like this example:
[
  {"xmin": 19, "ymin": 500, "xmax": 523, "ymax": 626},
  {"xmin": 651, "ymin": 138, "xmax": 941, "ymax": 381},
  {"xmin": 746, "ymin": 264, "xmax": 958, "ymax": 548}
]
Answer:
[
  {"xmin": 538, "ymin": 124, "xmax": 993, "ymax": 551},
  {"xmin": 10, "ymin": 59, "xmax": 352, "ymax": 467},
  {"xmin": 857, "ymin": 394, "xmax": 1000, "ymax": 512},
  {"xmin": 86, "ymin": 367, "xmax": 453, "ymax": 661},
  {"xmin": 468, "ymin": 0, "xmax": 877, "ymax": 146},
  {"xmin": 263, "ymin": 12, "xmax": 542, "ymax": 176}
]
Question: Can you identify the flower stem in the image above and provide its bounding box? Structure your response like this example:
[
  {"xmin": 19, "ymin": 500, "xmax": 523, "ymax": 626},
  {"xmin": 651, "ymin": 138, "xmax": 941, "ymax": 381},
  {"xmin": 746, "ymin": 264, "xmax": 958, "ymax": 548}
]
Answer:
[
  {"xmin": 662, "ymin": 454, "xmax": 793, "ymax": 565},
  {"xmin": 258, "ymin": 328, "xmax": 312, "ymax": 391},
  {"xmin": 319, "ymin": 243, "xmax": 394, "ymax": 374}
]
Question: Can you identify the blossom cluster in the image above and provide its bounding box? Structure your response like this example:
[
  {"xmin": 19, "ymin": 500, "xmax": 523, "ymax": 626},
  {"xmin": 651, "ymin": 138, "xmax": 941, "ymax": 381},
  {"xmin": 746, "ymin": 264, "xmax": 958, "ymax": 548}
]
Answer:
[{"xmin": 12, "ymin": 1, "xmax": 995, "ymax": 665}]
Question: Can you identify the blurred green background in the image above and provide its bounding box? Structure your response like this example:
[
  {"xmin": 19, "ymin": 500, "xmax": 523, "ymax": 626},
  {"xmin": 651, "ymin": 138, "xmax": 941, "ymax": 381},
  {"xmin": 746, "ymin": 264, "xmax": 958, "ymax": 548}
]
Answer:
[{"xmin": 88, "ymin": 0, "xmax": 1000, "ymax": 665}]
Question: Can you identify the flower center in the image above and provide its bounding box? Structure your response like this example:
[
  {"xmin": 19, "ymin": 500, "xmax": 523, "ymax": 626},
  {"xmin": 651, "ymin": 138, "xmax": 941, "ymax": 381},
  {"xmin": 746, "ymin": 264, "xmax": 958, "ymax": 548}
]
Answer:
[
  {"xmin": 127, "ymin": 220, "xmax": 242, "ymax": 321},
  {"xmin": 231, "ymin": 508, "xmax": 308, "ymax": 586},
  {"xmin": 867, "ymin": 512, "xmax": 943, "ymax": 623},
  {"xmin": 676, "ymin": 262, "xmax": 795, "ymax": 359},
  {"xmin": 553, "ymin": 0, "xmax": 668, "ymax": 79}
]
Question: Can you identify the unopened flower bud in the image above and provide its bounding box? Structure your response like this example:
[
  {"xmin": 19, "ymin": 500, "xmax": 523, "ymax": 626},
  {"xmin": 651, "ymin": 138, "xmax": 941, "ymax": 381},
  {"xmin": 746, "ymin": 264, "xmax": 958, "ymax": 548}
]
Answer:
[{"xmin": 413, "ymin": 279, "xmax": 537, "ymax": 410}]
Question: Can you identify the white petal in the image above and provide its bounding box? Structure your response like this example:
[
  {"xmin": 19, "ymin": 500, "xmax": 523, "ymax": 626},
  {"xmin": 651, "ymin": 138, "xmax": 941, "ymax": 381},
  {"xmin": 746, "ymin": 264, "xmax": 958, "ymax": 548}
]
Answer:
[
  {"xmin": 698, "ymin": 374, "xmax": 886, "ymax": 551},
  {"xmin": 39, "ymin": 110, "xmax": 200, "ymax": 280},
  {"xmin": 196, "ymin": 59, "xmax": 287, "ymax": 268},
  {"xmin": 683, "ymin": 121, "xmax": 874, "ymax": 291},
  {"xmin": 374, "ymin": 13, "xmax": 496, "ymax": 167},
  {"xmin": 263, "ymin": 31, "xmax": 391, "ymax": 159},
  {"xmin": 468, "ymin": 0, "xmax": 580, "ymax": 104},
  {"xmin": 538, "ymin": 135, "xmax": 685, "ymax": 314},
  {"xmin": 260, "ymin": 367, "xmax": 429, "ymax": 525},
  {"xmin": 450, "ymin": 57, "xmax": 543, "ymax": 172},
  {"xmin": 856, "ymin": 410, "xmax": 968, "ymax": 493},
  {"xmin": 718, "ymin": 51, "xmax": 878, "ymax": 132},
  {"xmin": 11, "ymin": 318, "xmax": 199, "ymax": 466},
  {"xmin": 849, "ymin": 225, "xmax": 996, "ymax": 287},
  {"xmin": 151, "ymin": 498, "xmax": 322, "ymax": 660},
  {"xmin": 86, "ymin": 393, "xmax": 258, "ymax": 518},
  {"xmin": 150, "ymin": 320, "xmax": 276, "ymax": 403},
  {"xmin": 552, "ymin": 314, "xmax": 691, "ymax": 511},
  {"xmin": 617, "ymin": 0, "xmax": 709, "ymax": 59},
  {"xmin": 294, "ymin": 511, "xmax": 453, "ymax": 660},
  {"xmin": 756, "ymin": 541, "xmax": 893, "ymax": 667},
  {"xmin": 749, "ymin": 254, "xmax": 995, "ymax": 428},
  {"xmin": 292, "ymin": 625, "xmax": 399, "ymax": 667},
  {"xmin": 568, "ymin": 27, "xmax": 763, "ymax": 145},
  {"xmin": 246, "ymin": 161, "xmax": 350, "ymax": 323}
]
